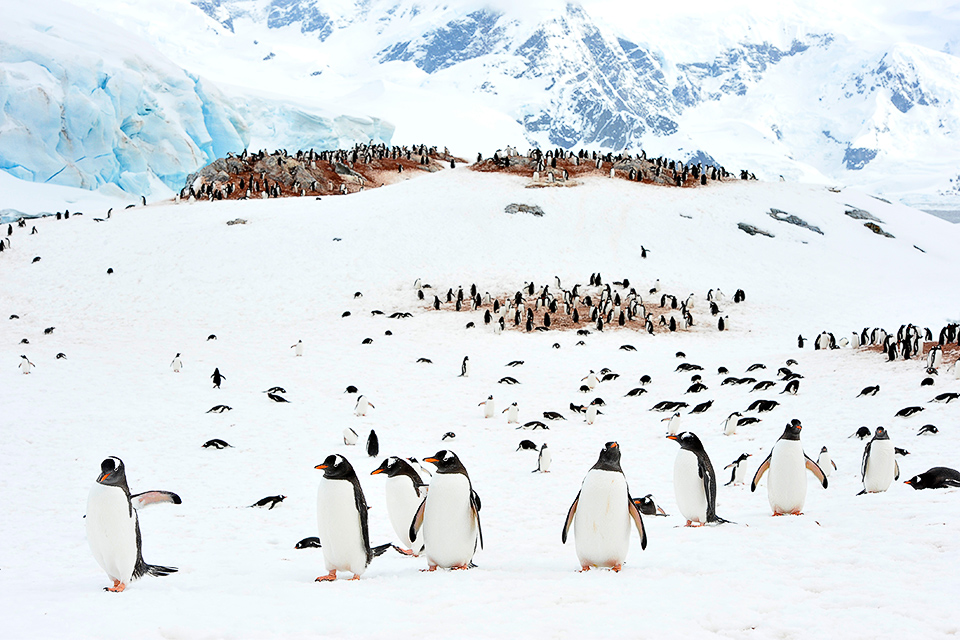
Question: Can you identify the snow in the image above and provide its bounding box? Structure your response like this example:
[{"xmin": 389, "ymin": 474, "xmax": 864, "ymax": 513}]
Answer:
[{"xmin": 1, "ymin": 169, "xmax": 959, "ymax": 637}]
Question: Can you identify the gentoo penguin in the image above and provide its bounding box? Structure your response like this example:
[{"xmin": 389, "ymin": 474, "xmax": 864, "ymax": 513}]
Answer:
[
  {"xmin": 562, "ymin": 442, "xmax": 646, "ymax": 571},
  {"xmin": 170, "ymin": 353, "xmax": 182, "ymax": 372},
  {"xmin": 410, "ymin": 450, "xmax": 482, "ymax": 570},
  {"xmin": 585, "ymin": 400, "xmax": 599, "ymax": 425},
  {"xmin": 582, "ymin": 370, "xmax": 600, "ymax": 390},
  {"xmin": 251, "ymin": 495, "xmax": 286, "ymax": 509},
  {"xmin": 859, "ymin": 427, "xmax": 898, "ymax": 494},
  {"xmin": 723, "ymin": 412, "xmax": 742, "ymax": 435},
  {"xmin": 634, "ymin": 494, "xmax": 667, "ymax": 516},
  {"xmin": 480, "ymin": 395, "xmax": 495, "ymax": 418},
  {"xmin": 817, "ymin": 446, "xmax": 837, "ymax": 477},
  {"xmin": 291, "ymin": 340, "xmax": 304, "ymax": 356},
  {"xmin": 503, "ymin": 402, "xmax": 519, "ymax": 424},
  {"xmin": 534, "ymin": 443, "xmax": 552, "ymax": 473},
  {"xmin": 371, "ymin": 457, "xmax": 428, "ymax": 556},
  {"xmin": 343, "ymin": 428, "xmax": 358, "ymax": 445},
  {"xmin": 667, "ymin": 432, "xmax": 728, "ymax": 526},
  {"xmin": 459, "ymin": 356, "xmax": 470, "ymax": 377},
  {"xmin": 366, "ymin": 430, "xmax": 379, "ymax": 457},
  {"xmin": 210, "ymin": 367, "xmax": 225, "ymax": 388},
  {"xmin": 354, "ymin": 395, "xmax": 374, "ymax": 416},
  {"xmin": 19, "ymin": 355, "xmax": 34, "ymax": 374},
  {"xmin": 85, "ymin": 457, "xmax": 180, "ymax": 591},
  {"xmin": 904, "ymin": 467, "xmax": 960, "ymax": 490},
  {"xmin": 314, "ymin": 455, "xmax": 391, "ymax": 581},
  {"xmin": 751, "ymin": 422, "xmax": 828, "ymax": 515},
  {"xmin": 723, "ymin": 453, "xmax": 752, "ymax": 486},
  {"xmin": 202, "ymin": 438, "xmax": 231, "ymax": 449},
  {"xmin": 662, "ymin": 411, "xmax": 681, "ymax": 435}
]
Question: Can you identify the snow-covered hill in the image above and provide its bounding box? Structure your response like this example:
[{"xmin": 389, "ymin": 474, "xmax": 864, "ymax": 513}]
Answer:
[
  {"xmin": 55, "ymin": 0, "xmax": 960, "ymax": 209},
  {"xmin": 2, "ymin": 171, "xmax": 959, "ymax": 637}
]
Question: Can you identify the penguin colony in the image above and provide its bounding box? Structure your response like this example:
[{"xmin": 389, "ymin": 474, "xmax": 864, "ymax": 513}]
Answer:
[
  {"xmin": 72, "ymin": 273, "xmax": 960, "ymax": 590},
  {"xmin": 180, "ymin": 143, "xmax": 463, "ymax": 202}
]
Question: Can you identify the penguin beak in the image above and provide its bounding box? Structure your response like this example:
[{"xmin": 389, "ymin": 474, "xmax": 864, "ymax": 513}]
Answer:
[
  {"xmin": 370, "ymin": 467, "xmax": 384, "ymax": 475},
  {"xmin": 424, "ymin": 457, "xmax": 439, "ymax": 464},
  {"xmin": 315, "ymin": 464, "xmax": 329, "ymax": 470},
  {"xmin": 666, "ymin": 435, "xmax": 679, "ymax": 441},
  {"xmin": 98, "ymin": 472, "xmax": 110, "ymax": 482}
]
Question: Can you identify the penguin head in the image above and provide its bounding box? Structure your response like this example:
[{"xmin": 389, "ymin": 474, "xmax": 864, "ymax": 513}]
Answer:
[
  {"xmin": 820, "ymin": 446, "xmax": 829, "ymax": 453},
  {"xmin": 874, "ymin": 426, "xmax": 890, "ymax": 440},
  {"xmin": 97, "ymin": 456, "xmax": 127, "ymax": 487},
  {"xmin": 424, "ymin": 450, "xmax": 466, "ymax": 475},
  {"xmin": 371, "ymin": 456, "xmax": 412, "ymax": 478},
  {"xmin": 592, "ymin": 442, "xmax": 621, "ymax": 470},
  {"xmin": 904, "ymin": 473, "xmax": 930, "ymax": 490},
  {"xmin": 315, "ymin": 454, "xmax": 355, "ymax": 479},
  {"xmin": 666, "ymin": 431, "xmax": 704, "ymax": 452},
  {"xmin": 780, "ymin": 423, "xmax": 802, "ymax": 440}
]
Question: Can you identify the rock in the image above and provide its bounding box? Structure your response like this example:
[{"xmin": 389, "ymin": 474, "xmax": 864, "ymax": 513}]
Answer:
[
  {"xmin": 226, "ymin": 218, "xmax": 247, "ymax": 225},
  {"xmin": 505, "ymin": 204, "xmax": 545, "ymax": 217},
  {"xmin": 844, "ymin": 207, "xmax": 882, "ymax": 223},
  {"xmin": 768, "ymin": 208, "xmax": 823, "ymax": 235},
  {"xmin": 738, "ymin": 223, "xmax": 774, "ymax": 237},
  {"xmin": 863, "ymin": 222, "xmax": 894, "ymax": 238}
]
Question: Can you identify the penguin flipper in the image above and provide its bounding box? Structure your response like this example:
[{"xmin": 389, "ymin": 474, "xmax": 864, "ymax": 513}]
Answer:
[
  {"xmin": 370, "ymin": 543, "xmax": 393, "ymax": 558},
  {"xmin": 860, "ymin": 441, "xmax": 872, "ymax": 483},
  {"xmin": 354, "ymin": 483, "xmax": 372, "ymax": 559},
  {"xmin": 627, "ymin": 495, "xmax": 647, "ymax": 550},
  {"xmin": 750, "ymin": 454, "xmax": 773, "ymax": 492},
  {"xmin": 131, "ymin": 491, "xmax": 182, "ymax": 509},
  {"xmin": 408, "ymin": 498, "xmax": 427, "ymax": 543},
  {"xmin": 804, "ymin": 455, "xmax": 829, "ymax": 488},
  {"xmin": 831, "ymin": 460, "xmax": 838, "ymax": 471},
  {"xmin": 562, "ymin": 491, "xmax": 580, "ymax": 544},
  {"xmin": 471, "ymin": 491, "xmax": 483, "ymax": 550},
  {"xmin": 894, "ymin": 460, "xmax": 900, "ymax": 481}
]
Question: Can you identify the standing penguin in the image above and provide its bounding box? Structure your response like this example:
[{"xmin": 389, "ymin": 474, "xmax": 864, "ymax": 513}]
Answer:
[
  {"xmin": 662, "ymin": 412, "xmax": 681, "ymax": 435},
  {"xmin": 343, "ymin": 428, "xmax": 358, "ymax": 445},
  {"xmin": 534, "ymin": 443, "xmax": 552, "ymax": 473},
  {"xmin": 354, "ymin": 395, "xmax": 374, "ymax": 416},
  {"xmin": 859, "ymin": 427, "xmax": 898, "ymax": 494},
  {"xmin": 210, "ymin": 368, "xmax": 225, "ymax": 388},
  {"xmin": 314, "ymin": 455, "xmax": 392, "ymax": 581},
  {"xmin": 459, "ymin": 356, "xmax": 470, "ymax": 377},
  {"xmin": 723, "ymin": 411, "xmax": 742, "ymax": 435},
  {"xmin": 371, "ymin": 457, "xmax": 427, "ymax": 555},
  {"xmin": 479, "ymin": 395, "xmax": 495, "ymax": 418},
  {"xmin": 503, "ymin": 402, "xmax": 519, "ymax": 424},
  {"xmin": 751, "ymin": 422, "xmax": 828, "ymax": 515},
  {"xmin": 19, "ymin": 355, "xmax": 34, "ymax": 374},
  {"xmin": 291, "ymin": 340, "xmax": 304, "ymax": 357},
  {"xmin": 85, "ymin": 457, "xmax": 180, "ymax": 592},
  {"xmin": 816, "ymin": 446, "xmax": 837, "ymax": 477},
  {"xmin": 366, "ymin": 430, "xmax": 379, "ymax": 457},
  {"xmin": 562, "ymin": 442, "xmax": 646, "ymax": 571},
  {"xmin": 667, "ymin": 432, "xmax": 728, "ymax": 526},
  {"xmin": 170, "ymin": 353, "xmax": 182, "ymax": 373},
  {"xmin": 723, "ymin": 453, "xmax": 752, "ymax": 486},
  {"xmin": 582, "ymin": 370, "xmax": 600, "ymax": 390},
  {"xmin": 410, "ymin": 450, "xmax": 482, "ymax": 570},
  {"xmin": 585, "ymin": 400, "xmax": 599, "ymax": 425}
]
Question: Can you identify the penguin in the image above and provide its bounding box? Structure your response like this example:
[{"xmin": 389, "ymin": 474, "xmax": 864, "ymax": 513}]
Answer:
[
  {"xmin": 667, "ymin": 432, "xmax": 728, "ymax": 526},
  {"xmin": 343, "ymin": 428, "xmax": 358, "ymax": 445},
  {"xmin": 585, "ymin": 400, "xmax": 599, "ymax": 425},
  {"xmin": 410, "ymin": 450, "xmax": 482, "ymax": 570},
  {"xmin": 503, "ymin": 402, "xmax": 519, "ymax": 424},
  {"xmin": 295, "ymin": 537, "xmax": 322, "ymax": 549},
  {"xmin": 85, "ymin": 457, "xmax": 180, "ymax": 591},
  {"xmin": 816, "ymin": 446, "xmax": 837, "ymax": 477},
  {"xmin": 633, "ymin": 494, "xmax": 667, "ymax": 516},
  {"xmin": 354, "ymin": 395, "xmax": 374, "ymax": 416},
  {"xmin": 202, "ymin": 438, "xmax": 231, "ymax": 449},
  {"xmin": 662, "ymin": 411, "xmax": 681, "ymax": 435},
  {"xmin": 251, "ymin": 495, "xmax": 286, "ymax": 509},
  {"xmin": 859, "ymin": 427, "xmax": 898, "ymax": 494},
  {"xmin": 917, "ymin": 424, "xmax": 938, "ymax": 436},
  {"xmin": 314, "ymin": 455, "xmax": 392, "ymax": 581},
  {"xmin": 562, "ymin": 442, "xmax": 646, "ymax": 571},
  {"xmin": 480, "ymin": 395, "xmax": 495, "ymax": 418},
  {"xmin": 371, "ymin": 457, "xmax": 428, "ymax": 556},
  {"xmin": 751, "ymin": 422, "xmax": 828, "ymax": 515},
  {"xmin": 210, "ymin": 368, "xmax": 224, "ymax": 388},
  {"xmin": 723, "ymin": 412, "xmax": 742, "ymax": 435},
  {"xmin": 459, "ymin": 356, "xmax": 470, "ymax": 377},
  {"xmin": 206, "ymin": 404, "xmax": 232, "ymax": 413},
  {"xmin": 723, "ymin": 453, "xmax": 752, "ymax": 486},
  {"xmin": 517, "ymin": 440, "xmax": 537, "ymax": 451},
  {"xmin": 291, "ymin": 340, "xmax": 304, "ymax": 357},
  {"xmin": 366, "ymin": 430, "xmax": 379, "ymax": 457},
  {"xmin": 582, "ymin": 370, "xmax": 600, "ymax": 390},
  {"xmin": 534, "ymin": 443, "xmax": 552, "ymax": 473},
  {"xmin": 19, "ymin": 355, "xmax": 34, "ymax": 374},
  {"xmin": 904, "ymin": 467, "xmax": 960, "ymax": 490},
  {"xmin": 850, "ymin": 426, "xmax": 871, "ymax": 439},
  {"xmin": 170, "ymin": 353, "xmax": 182, "ymax": 373}
]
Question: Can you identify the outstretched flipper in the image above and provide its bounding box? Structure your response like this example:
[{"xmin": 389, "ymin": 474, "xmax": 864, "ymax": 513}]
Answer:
[
  {"xmin": 561, "ymin": 491, "xmax": 580, "ymax": 543},
  {"xmin": 750, "ymin": 454, "xmax": 773, "ymax": 492},
  {"xmin": 408, "ymin": 498, "xmax": 427, "ymax": 544},
  {"xmin": 131, "ymin": 491, "xmax": 182, "ymax": 510},
  {"xmin": 626, "ymin": 495, "xmax": 647, "ymax": 550},
  {"xmin": 471, "ymin": 490, "xmax": 483, "ymax": 550},
  {"xmin": 804, "ymin": 454, "xmax": 828, "ymax": 488}
]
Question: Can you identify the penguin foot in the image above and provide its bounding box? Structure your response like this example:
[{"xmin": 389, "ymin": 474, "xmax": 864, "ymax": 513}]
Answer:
[
  {"xmin": 450, "ymin": 564, "xmax": 471, "ymax": 570},
  {"xmin": 394, "ymin": 547, "xmax": 418, "ymax": 556},
  {"xmin": 315, "ymin": 571, "xmax": 337, "ymax": 582},
  {"xmin": 790, "ymin": 511, "xmax": 803, "ymax": 516},
  {"xmin": 684, "ymin": 520, "xmax": 704, "ymax": 527},
  {"xmin": 349, "ymin": 574, "xmax": 361, "ymax": 581},
  {"xmin": 104, "ymin": 581, "xmax": 126, "ymax": 592},
  {"xmin": 579, "ymin": 566, "xmax": 591, "ymax": 573},
  {"xmin": 610, "ymin": 564, "xmax": 622, "ymax": 573},
  {"xmin": 420, "ymin": 565, "xmax": 438, "ymax": 572}
]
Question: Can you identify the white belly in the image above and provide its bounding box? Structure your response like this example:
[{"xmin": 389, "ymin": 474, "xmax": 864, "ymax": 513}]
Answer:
[
  {"xmin": 586, "ymin": 376, "xmax": 598, "ymax": 389},
  {"xmin": 674, "ymin": 450, "xmax": 708, "ymax": 523},
  {"xmin": 723, "ymin": 417, "xmax": 737, "ymax": 435},
  {"xmin": 506, "ymin": 406, "xmax": 518, "ymax": 423},
  {"xmin": 385, "ymin": 476, "xmax": 425, "ymax": 553},
  {"xmin": 539, "ymin": 448, "xmax": 552, "ymax": 472},
  {"xmin": 317, "ymin": 479, "xmax": 368, "ymax": 576},
  {"xmin": 817, "ymin": 452, "xmax": 833, "ymax": 477},
  {"xmin": 767, "ymin": 441, "xmax": 807, "ymax": 514},
  {"xmin": 733, "ymin": 463, "xmax": 748, "ymax": 485},
  {"xmin": 586, "ymin": 405, "xmax": 597, "ymax": 424},
  {"xmin": 422, "ymin": 473, "xmax": 478, "ymax": 568},
  {"xmin": 863, "ymin": 440, "xmax": 896, "ymax": 493},
  {"xmin": 573, "ymin": 470, "xmax": 630, "ymax": 568},
  {"xmin": 86, "ymin": 484, "xmax": 138, "ymax": 584},
  {"xmin": 483, "ymin": 401, "xmax": 494, "ymax": 418}
]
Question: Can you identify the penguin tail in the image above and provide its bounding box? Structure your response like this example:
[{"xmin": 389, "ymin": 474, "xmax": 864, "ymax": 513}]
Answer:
[
  {"xmin": 143, "ymin": 562, "xmax": 178, "ymax": 577},
  {"xmin": 709, "ymin": 516, "xmax": 734, "ymax": 525},
  {"xmin": 371, "ymin": 543, "xmax": 393, "ymax": 558}
]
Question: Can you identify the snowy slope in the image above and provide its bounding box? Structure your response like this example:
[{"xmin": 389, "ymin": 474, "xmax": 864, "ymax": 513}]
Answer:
[{"xmin": 1, "ymin": 171, "xmax": 959, "ymax": 638}]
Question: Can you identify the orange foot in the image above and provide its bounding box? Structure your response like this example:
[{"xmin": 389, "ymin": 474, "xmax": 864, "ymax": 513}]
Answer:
[
  {"xmin": 315, "ymin": 571, "xmax": 337, "ymax": 582},
  {"xmin": 580, "ymin": 566, "xmax": 591, "ymax": 573},
  {"xmin": 772, "ymin": 512, "xmax": 785, "ymax": 517},
  {"xmin": 105, "ymin": 581, "xmax": 126, "ymax": 592},
  {"xmin": 790, "ymin": 511, "xmax": 804, "ymax": 516},
  {"xmin": 610, "ymin": 564, "xmax": 622, "ymax": 573},
  {"xmin": 396, "ymin": 547, "xmax": 418, "ymax": 557},
  {"xmin": 450, "ymin": 564, "xmax": 470, "ymax": 571},
  {"xmin": 349, "ymin": 574, "xmax": 361, "ymax": 581},
  {"xmin": 685, "ymin": 520, "xmax": 704, "ymax": 527},
  {"xmin": 420, "ymin": 565, "xmax": 438, "ymax": 573}
]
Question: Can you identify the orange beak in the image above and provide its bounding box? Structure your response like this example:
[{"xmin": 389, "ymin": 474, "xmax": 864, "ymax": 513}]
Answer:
[
  {"xmin": 666, "ymin": 435, "xmax": 679, "ymax": 441},
  {"xmin": 315, "ymin": 464, "xmax": 328, "ymax": 470},
  {"xmin": 98, "ymin": 472, "xmax": 110, "ymax": 482},
  {"xmin": 610, "ymin": 442, "xmax": 618, "ymax": 448},
  {"xmin": 424, "ymin": 457, "xmax": 439, "ymax": 464},
  {"xmin": 370, "ymin": 468, "xmax": 383, "ymax": 475}
]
